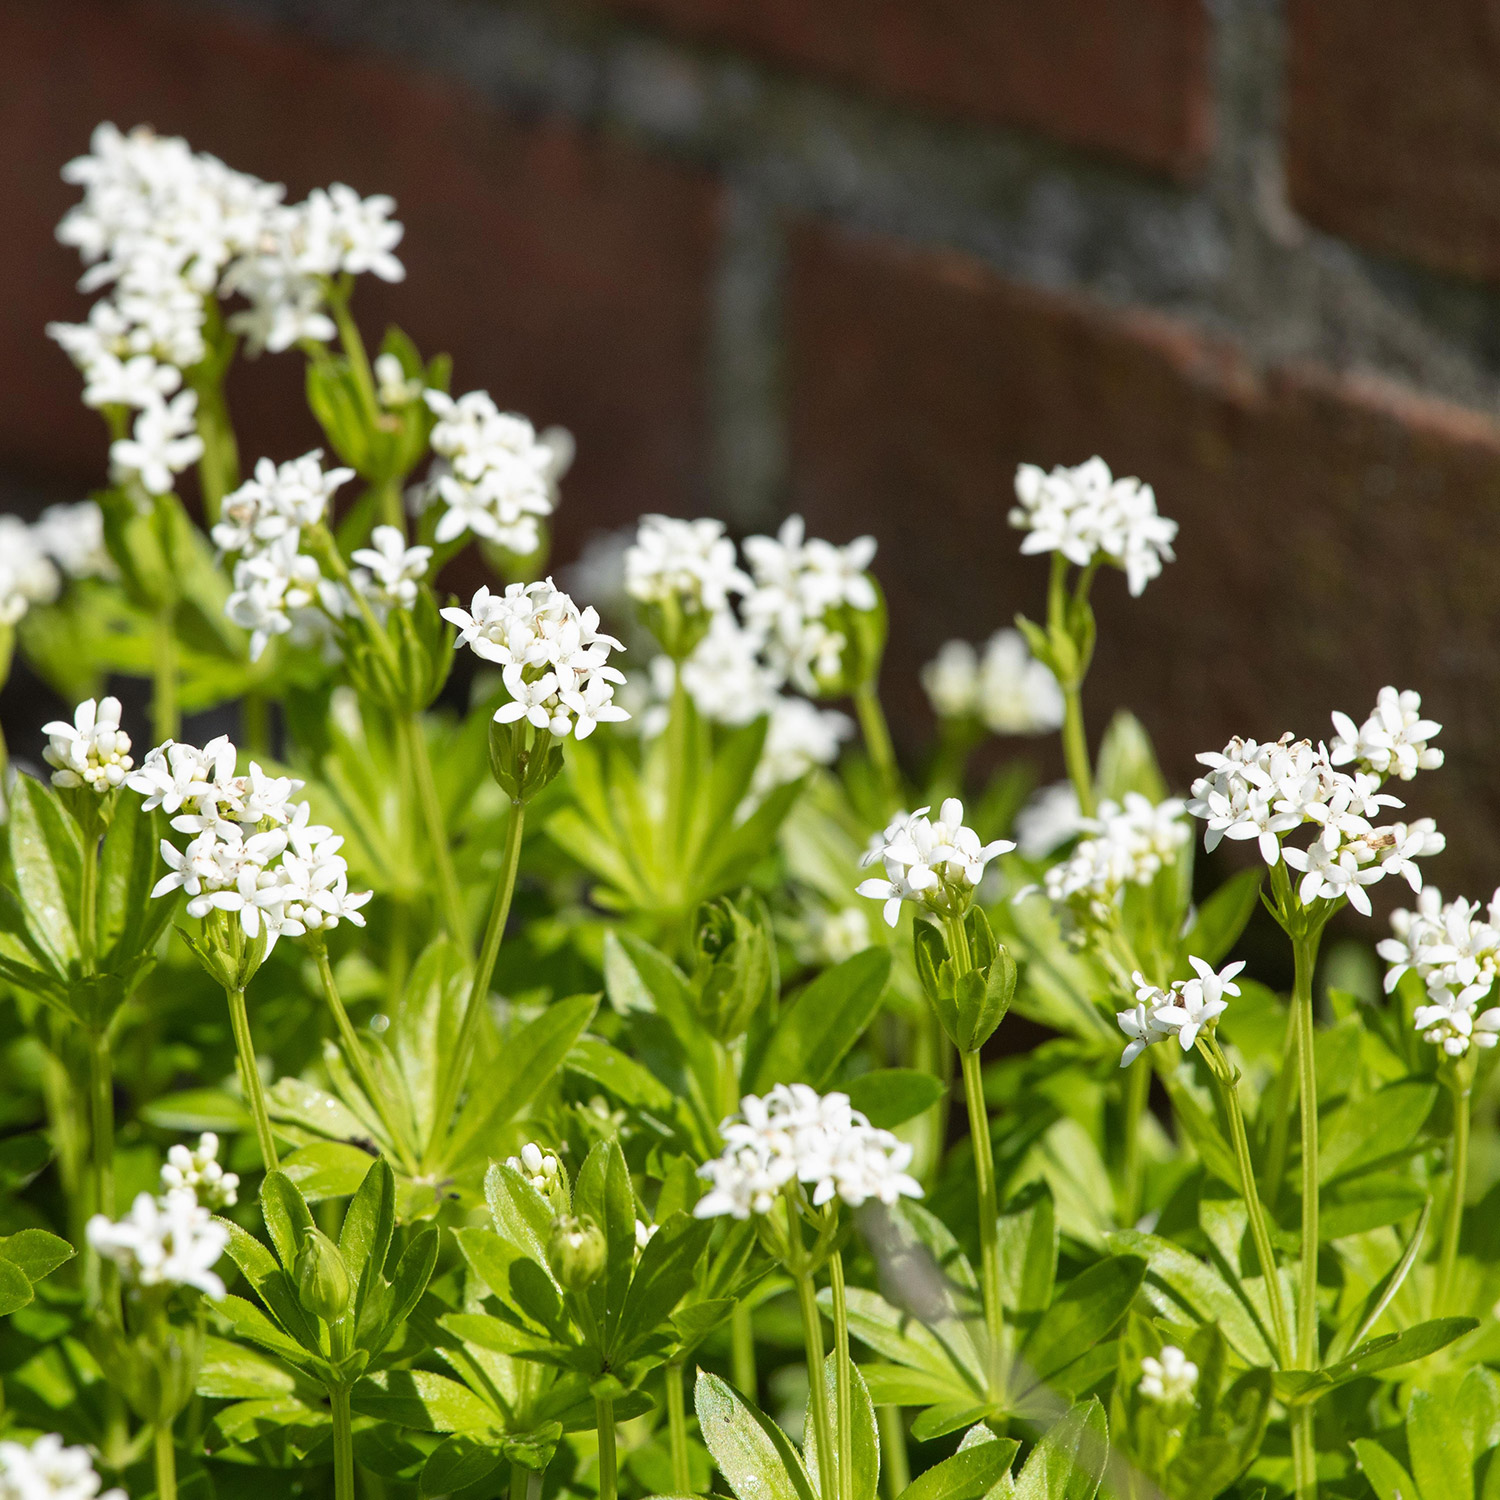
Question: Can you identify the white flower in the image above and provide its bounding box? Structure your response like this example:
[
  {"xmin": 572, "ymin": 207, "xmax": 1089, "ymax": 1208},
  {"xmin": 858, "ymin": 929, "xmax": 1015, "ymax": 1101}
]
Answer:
[
  {"xmin": 1010, "ymin": 457, "xmax": 1177, "ymax": 596},
  {"xmin": 1382, "ymin": 887, "xmax": 1500, "ymax": 1056},
  {"xmin": 750, "ymin": 697, "xmax": 853, "ymax": 799},
  {"xmin": 375, "ymin": 352, "xmax": 423, "ymax": 408},
  {"xmin": 1040, "ymin": 793, "xmax": 1189, "ymax": 920},
  {"xmin": 505, "ymin": 1141, "xmax": 561, "ymax": 1195},
  {"xmin": 742, "ymin": 515, "xmax": 878, "ymax": 693},
  {"xmin": 1118, "ymin": 960, "xmax": 1242, "ymax": 1062},
  {"xmin": 110, "ymin": 389, "xmax": 203, "ymax": 495},
  {"xmin": 694, "ymin": 1085, "xmax": 921, "ymax": 1219},
  {"xmin": 857, "ymin": 799, "xmax": 1014, "ymax": 927},
  {"xmin": 1116, "ymin": 997, "xmax": 1175, "ymax": 1068},
  {"xmin": 225, "ymin": 533, "xmax": 337, "ymax": 662},
  {"xmin": 921, "ymin": 640, "xmax": 980, "ymax": 719},
  {"xmin": 1015, "ymin": 782, "xmax": 1084, "ymax": 859},
  {"xmin": 675, "ymin": 613, "xmax": 785, "ymax": 727},
  {"xmin": 635, "ymin": 1219, "xmax": 659, "ymax": 1253},
  {"xmin": 1139, "ymin": 1346, "xmax": 1198, "ymax": 1405},
  {"xmin": 977, "ymin": 630, "xmax": 1064, "ymax": 734},
  {"xmin": 421, "ymin": 390, "xmax": 561, "ymax": 551},
  {"xmin": 160, "ymin": 1132, "xmax": 239, "ymax": 1209},
  {"xmin": 213, "ymin": 451, "xmax": 353, "ymax": 556},
  {"xmin": 350, "ymin": 525, "xmax": 431, "ymax": 617},
  {"xmin": 41, "ymin": 696, "xmax": 134, "ymax": 792},
  {"xmin": 1330, "ymin": 687, "xmax": 1443, "ymax": 782},
  {"xmin": 80, "ymin": 350, "xmax": 181, "ymax": 409},
  {"xmin": 624, "ymin": 515, "xmax": 750, "ymax": 616},
  {"xmin": 443, "ymin": 580, "xmax": 629, "ymax": 740},
  {"xmin": 0, "ymin": 517, "xmax": 63, "ymax": 624},
  {"xmin": 86, "ymin": 1187, "xmax": 228, "ymax": 1298},
  {"xmin": 0, "ymin": 1433, "xmax": 126, "ymax": 1500},
  {"xmin": 33, "ymin": 501, "xmax": 113, "ymax": 580}
]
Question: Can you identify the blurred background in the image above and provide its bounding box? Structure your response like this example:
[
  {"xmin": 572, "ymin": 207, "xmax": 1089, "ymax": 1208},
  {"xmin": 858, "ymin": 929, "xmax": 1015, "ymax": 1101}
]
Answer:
[{"xmin": 6, "ymin": 0, "xmax": 1500, "ymax": 891}]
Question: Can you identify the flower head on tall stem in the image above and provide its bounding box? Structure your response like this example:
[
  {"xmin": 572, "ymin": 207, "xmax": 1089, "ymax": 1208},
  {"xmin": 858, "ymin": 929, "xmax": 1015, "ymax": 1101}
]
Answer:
[{"xmin": 857, "ymin": 798, "xmax": 1013, "ymax": 927}]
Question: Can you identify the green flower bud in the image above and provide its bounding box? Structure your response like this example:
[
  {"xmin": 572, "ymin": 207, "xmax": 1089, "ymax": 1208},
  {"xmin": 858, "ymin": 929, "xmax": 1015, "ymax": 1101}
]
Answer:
[
  {"xmin": 690, "ymin": 890, "xmax": 777, "ymax": 1042},
  {"xmin": 295, "ymin": 1228, "xmax": 351, "ymax": 1322},
  {"xmin": 547, "ymin": 1214, "xmax": 606, "ymax": 1292}
]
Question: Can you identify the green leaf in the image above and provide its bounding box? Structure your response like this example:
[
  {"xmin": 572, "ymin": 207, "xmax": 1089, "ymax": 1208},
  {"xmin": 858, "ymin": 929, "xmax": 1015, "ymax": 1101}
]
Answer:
[
  {"xmin": 1409, "ymin": 1386, "xmax": 1473, "ymax": 1500},
  {"xmin": 752, "ymin": 947, "xmax": 891, "ymax": 1091},
  {"xmin": 996, "ymin": 1179, "xmax": 1056, "ymax": 1320},
  {"xmin": 95, "ymin": 790, "xmax": 167, "ymax": 975},
  {"xmin": 141, "ymin": 1088, "xmax": 250, "ymax": 1133},
  {"xmin": 893, "ymin": 1439, "xmax": 1017, "ymax": 1500},
  {"xmin": 0, "ymin": 1259, "xmax": 34, "ymax": 1316},
  {"xmin": 0, "ymin": 1228, "xmax": 75, "ymax": 1285},
  {"xmin": 367, "ymin": 1226, "xmax": 439, "ymax": 1351},
  {"xmin": 847, "ymin": 1069, "xmax": 945, "ymax": 1129},
  {"xmin": 7, "ymin": 774, "xmax": 81, "ymax": 976},
  {"xmin": 259, "ymin": 1170, "xmax": 315, "ymax": 1271},
  {"xmin": 615, "ymin": 1212, "xmax": 713, "ymax": 1359},
  {"xmin": 1326, "ymin": 1197, "xmax": 1431, "ymax": 1362},
  {"xmin": 340, "ymin": 1156, "xmax": 395, "ymax": 1315},
  {"xmin": 1281, "ymin": 1317, "xmax": 1480, "ymax": 1404},
  {"xmin": 1021, "ymin": 1255, "xmax": 1143, "ymax": 1386},
  {"xmin": 803, "ymin": 1354, "xmax": 879, "ymax": 1500},
  {"xmin": 420, "ymin": 1434, "xmax": 506, "ymax": 1497},
  {"xmin": 195, "ymin": 1334, "xmax": 302, "ymax": 1400},
  {"xmin": 573, "ymin": 1137, "xmax": 636, "ymax": 1343},
  {"xmin": 1320, "ymin": 1081, "xmax": 1437, "ymax": 1183},
  {"xmin": 1094, "ymin": 712, "xmax": 1167, "ymax": 805},
  {"xmin": 1012, "ymin": 1398, "xmax": 1108, "ymax": 1500},
  {"xmin": 694, "ymin": 1370, "xmax": 818, "ymax": 1500},
  {"xmin": 352, "ymin": 1369, "xmax": 504, "ymax": 1434},
  {"xmin": 1351, "ymin": 1439, "xmax": 1418, "ymax": 1500},
  {"xmin": 566, "ymin": 1036, "xmax": 680, "ymax": 1117},
  {"xmin": 280, "ymin": 1142, "xmax": 382, "ymax": 1203},
  {"xmin": 1319, "ymin": 1173, "xmax": 1429, "ymax": 1239},
  {"xmin": 828, "ymin": 1287, "xmax": 976, "ymax": 1391}
]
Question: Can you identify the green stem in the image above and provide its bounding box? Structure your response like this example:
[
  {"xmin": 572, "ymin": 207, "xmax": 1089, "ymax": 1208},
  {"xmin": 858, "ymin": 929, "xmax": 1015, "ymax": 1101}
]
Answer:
[
  {"xmin": 961, "ymin": 1047, "xmax": 1004, "ymax": 1385},
  {"xmin": 1262, "ymin": 1009, "xmax": 1299, "ymax": 1202},
  {"xmin": 1291, "ymin": 1407, "xmax": 1317, "ymax": 1500},
  {"xmin": 241, "ymin": 690, "xmax": 270, "ymax": 758},
  {"xmin": 730, "ymin": 1300, "xmax": 757, "ymax": 1400},
  {"xmin": 1060, "ymin": 683, "xmax": 1094, "ymax": 820},
  {"xmin": 1120, "ymin": 1058, "xmax": 1149, "ymax": 1226},
  {"xmin": 877, "ymin": 1407, "xmax": 910, "ymax": 1500},
  {"xmin": 312, "ymin": 944, "xmax": 392, "ymax": 1141},
  {"xmin": 80, "ymin": 827, "xmax": 98, "ymax": 973},
  {"xmin": 87, "ymin": 1028, "xmax": 115, "ymax": 1222},
  {"xmin": 1435, "ymin": 1056, "xmax": 1473, "ymax": 1317},
  {"xmin": 1292, "ymin": 929, "xmax": 1320, "ymax": 1376},
  {"xmin": 402, "ymin": 714, "xmax": 468, "ymax": 948},
  {"xmin": 154, "ymin": 1420, "xmax": 177, "ymax": 1500},
  {"xmin": 328, "ymin": 277, "xmax": 380, "ymax": 426},
  {"xmin": 794, "ymin": 1267, "xmax": 836, "ymax": 1500},
  {"xmin": 666, "ymin": 1361, "xmax": 692, "ymax": 1494},
  {"xmin": 426, "ymin": 799, "xmax": 526, "ymax": 1160},
  {"xmin": 330, "ymin": 1385, "xmax": 356, "ymax": 1500},
  {"xmin": 1203, "ymin": 1038, "xmax": 1291, "ymax": 1366},
  {"xmin": 189, "ymin": 370, "xmax": 241, "ymax": 525},
  {"xmin": 595, "ymin": 1394, "xmax": 618, "ymax": 1500},
  {"xmin": 664, "ymin": 672, "xmax": 693, "ymax": 863},
  {"xmin": 853, "ymin": 680, "xmax": 900, "ymax": 809},
  {"xmin": 829, "ymin": 1250, "xmax": 853, "ymax": 1500},
  {"xmin": 153, "ymin": 604, "xmax": 180, "ymax": 744},
  {"xmin": 226, "ymin": 985, "xmax": 278, "ymax": 1170}
]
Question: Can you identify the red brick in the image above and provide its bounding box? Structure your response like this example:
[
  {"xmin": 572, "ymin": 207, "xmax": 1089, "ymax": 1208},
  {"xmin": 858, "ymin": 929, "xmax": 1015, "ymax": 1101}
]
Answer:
[
  {"xmin": 594, "ymin": 0, "xmax": 1211, "ymax": 178},
  {"xmin": 0, "ymin": 0, "xmax": 720, "ymax": 548},
  {"xmin": 1286, "ymin": 0, "xmax": 1500, "ymax": 282},
  {"xmin": 787, "ymin": 223, "xmax": 1500, "ymax": 891}
]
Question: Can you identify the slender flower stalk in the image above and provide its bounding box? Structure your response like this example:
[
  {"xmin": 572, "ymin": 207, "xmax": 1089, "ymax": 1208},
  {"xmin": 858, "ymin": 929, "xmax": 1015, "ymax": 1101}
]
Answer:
[
  {"xmin": 829, "ymin": 1249, "xmax": 854, "ymax": 1500},
  {"xmin": 154, "ymin": 1420, "xmax": 177, "ymax": 1500},
  {"xmin": 853, "ymin": 679, "xmax": 899, "ymax": 808},
  {"xmin": 1435, "ymin": 1052, "xmax": 1475, "ymax": 1316},
  {"xmin": 330, "ymin": 1385, "xmax": 356, "ymax": 1500},
  {"xmin": 401, "ymin": 714, "xmax": 469, "ymax": 948},
  {"xmin": 226, "ymin": 984, "xmax": 278, "ymax": 1171},
  {"xmin": 595, "ymin": 1394, "xmax": 618, "ymax": 1500},
  {"xmin": 666, "ymin": 1361, "xmax": 692, "ymax": 1494},
  {"xmin": 730, "ymin": 1301, "xmax": 757, "ymax": 1400},
  {"xmin": 793, "ymin": 1255, "xmax": 836, "ymax": 1497},
  {"xmin": 425, "ymin": 798, "xmax": 525, "ymax": 1160}
]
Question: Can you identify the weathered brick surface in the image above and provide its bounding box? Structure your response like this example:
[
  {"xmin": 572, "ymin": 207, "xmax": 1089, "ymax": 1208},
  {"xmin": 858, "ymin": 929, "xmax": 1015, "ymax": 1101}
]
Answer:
[
  {"xmin": 593, "ymin": 0, "xmax": 1212, "ymax": 178},
  {"xmin": 1286, "ymin": 0, "xmax": 1500, "ymax": 283},
  {"xmin": 787, "ymin": 224, "xmax": 1500, "ymax": 891},
  {"xmin": 0, "ymin": 0, "xmax": 720, "ymax": 545}
]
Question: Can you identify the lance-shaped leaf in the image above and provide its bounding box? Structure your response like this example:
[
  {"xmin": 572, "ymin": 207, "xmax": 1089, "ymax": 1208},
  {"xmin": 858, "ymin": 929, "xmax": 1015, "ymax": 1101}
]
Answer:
[{"xmin": 695, "ymin": 1370, "xmax": 818, "ymax": 1500}]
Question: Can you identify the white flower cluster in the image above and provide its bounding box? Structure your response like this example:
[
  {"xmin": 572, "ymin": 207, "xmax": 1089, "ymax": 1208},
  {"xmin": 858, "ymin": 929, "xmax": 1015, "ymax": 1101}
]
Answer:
[
  {"xmin": 86, "ymin": 1185, "xmax": 229, "ymax": 1299},
  {"xmin": 50, "ymin": 124, "xmax": 403, "ymax": 495},
  {"xmin": 350, "ymin": 526, "xmax": 433, "ymax": 621},
  {"xmin": 751, "ymin": 696, "xmax": 855, "ymax": 801},
  {"xmin": 160, "ymin": 1131, "xmax": 239, "ymax": 1209},
  {"xmin": 1379, "ymin": 888, "xmax": 1500, "ymax": 1057},
  {"xmin": 624, "ymin": 515, "xmax": 749, "ymax": 616},
  {"xmin": 857, "ymin": 798, "xmax": 1014, "ymax": 928},
  {"xmin": 0, "ymin": 503, "xmax": 111, "ymax": 628},
  {"xmin": 1014, "ymin": 782, "xmax": 1084, "ymax": 859},
  {"xmin": 128, "ymin": 733, "xmax": 371, "ymax": 942},
  {"xmin": 421, "ymin": 389, "xmax": 569, "ymax": 552},
  {"xmin": 1187, "ymin": 688, "xmax": 1446, "ymax": 918},
  {"xmin": 505, "ymin": 1141, "xmax": 561, "ymax": 1195},
  {"xmin": 1039, "ymin": 793, "xmax": 1190, "ymax": 922},
  {"xmin": 694, "ymin": 1084, "xmax": 922, "ymax": 1220},
  {"xmin": 41, "ymin": 696, "xmax": 134, "ymax": 793},
  {"xmin": 1138, "ymin": 1346, "xmax": 1198, "ymax": 1406},
  {"xmin": 443, "ymin": 579, "xmax": 629, "ymax": 740},
  {"xmin": 1010, "ymin": 457, "xmax": 1177, "ymax": 597},
  {"xmin": 0, "ymin": 1434, "xmax": 125, "ymax": 1500},
  {"xmin": 921, "ymin": 629, "xmax": 1064, "ymax": 735},
  {"xmin": 1116, "ymin": 957, "xmax": 1245, "ymax": 1065},
  {"xmin": 217, "ymin": 451, "xmax": 353, "ymax": 660}
]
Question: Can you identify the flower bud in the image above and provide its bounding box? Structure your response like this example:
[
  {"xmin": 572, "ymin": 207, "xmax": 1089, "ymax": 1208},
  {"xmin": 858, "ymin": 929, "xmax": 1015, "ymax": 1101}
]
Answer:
[
  {"xmin": 689, "ymin": 891, "xmax": 777, "ymax": 1042},
  {"xmin": 547, "ymin": 1214, "xmax": 606, "ymax": 1292},
  {"xmin": 295, "ymin": 1228, "xmax": 351, "ymax": 1322}
]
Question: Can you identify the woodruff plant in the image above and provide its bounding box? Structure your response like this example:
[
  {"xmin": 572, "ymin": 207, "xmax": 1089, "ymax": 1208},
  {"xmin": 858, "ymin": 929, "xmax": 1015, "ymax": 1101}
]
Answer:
[{"xmin": 0, "ymin": 120, "xmax": 1491, "ymax": 1500}]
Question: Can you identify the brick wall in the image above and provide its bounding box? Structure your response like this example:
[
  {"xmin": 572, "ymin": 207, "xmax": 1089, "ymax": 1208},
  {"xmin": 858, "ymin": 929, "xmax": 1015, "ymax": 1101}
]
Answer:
[{"xmin": 8, "ymin": 0, "xmax": 1500, "ymax": 887}]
